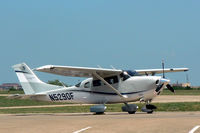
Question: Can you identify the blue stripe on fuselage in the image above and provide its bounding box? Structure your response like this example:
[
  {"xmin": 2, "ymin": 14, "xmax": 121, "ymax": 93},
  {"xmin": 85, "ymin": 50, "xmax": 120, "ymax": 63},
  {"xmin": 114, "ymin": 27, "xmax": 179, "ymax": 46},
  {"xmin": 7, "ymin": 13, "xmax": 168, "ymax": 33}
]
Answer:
[{"xmin": 70, "ymin": 90, "xmax": 147, "ymax": 95}]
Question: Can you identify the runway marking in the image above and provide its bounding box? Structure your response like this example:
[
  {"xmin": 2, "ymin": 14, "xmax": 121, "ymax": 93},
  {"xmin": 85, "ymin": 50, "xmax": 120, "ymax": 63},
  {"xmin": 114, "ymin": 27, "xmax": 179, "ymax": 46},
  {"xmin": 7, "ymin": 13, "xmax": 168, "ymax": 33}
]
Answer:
[
  {"xmin": 189, "ymin": 125, "xmax": 200, "ymax": 133},
  {"xmin": 73, "ymin": 126, "xmax": 92, "ymax": 133}
]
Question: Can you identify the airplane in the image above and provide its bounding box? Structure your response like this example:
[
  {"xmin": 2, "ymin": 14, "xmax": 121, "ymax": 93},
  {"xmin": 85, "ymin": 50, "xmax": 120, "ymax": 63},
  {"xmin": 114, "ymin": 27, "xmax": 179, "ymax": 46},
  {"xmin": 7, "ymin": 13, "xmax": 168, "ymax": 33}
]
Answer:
[{"xmin": 12, "ymin": 62, "xmax": 188, "ymax": 114}]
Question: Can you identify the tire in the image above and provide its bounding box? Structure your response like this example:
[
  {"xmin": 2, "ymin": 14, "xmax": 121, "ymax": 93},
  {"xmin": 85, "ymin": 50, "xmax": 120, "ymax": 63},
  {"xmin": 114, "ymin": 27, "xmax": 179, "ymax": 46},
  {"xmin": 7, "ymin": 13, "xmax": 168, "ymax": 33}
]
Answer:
[
  {"xmin": 95, "ymin": 112, "xmax": 104, "ymax": 115},
  {"xmin": 128, "ymin": 111, "xmax": 135, "ymax": 114},
  {"xmin": 147, "ymin": 110, "xmax": 153, "ymax": 114}
]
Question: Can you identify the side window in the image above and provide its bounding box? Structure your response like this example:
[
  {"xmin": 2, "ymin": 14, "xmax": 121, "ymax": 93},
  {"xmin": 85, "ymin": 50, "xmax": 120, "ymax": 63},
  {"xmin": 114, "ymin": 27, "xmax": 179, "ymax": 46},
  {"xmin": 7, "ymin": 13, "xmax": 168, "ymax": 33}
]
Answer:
[
  {"xmin": 104, "ymin": 76, "xmax": 119, "ymax": 84},
  {"xmin": 93, "ymin": 76, "xmax": 119, "ymax": 87},
  {"xmin": 105, "ymin": 77, "xmax": 112, "ymax": 84},
  {"xmin": 110, "ymin": 79, "xmax": 114, "ymax": 84},
  {"xmin": 93, "ymin": 80, "xmax": 101, "ymax": 87},
  {"xmin": 113, "ymin": 76, "xmax": 119, "ymax": 83},
  {"xmin": 84, "ymin": 82, "xmax": 90, "ymax": 88}
]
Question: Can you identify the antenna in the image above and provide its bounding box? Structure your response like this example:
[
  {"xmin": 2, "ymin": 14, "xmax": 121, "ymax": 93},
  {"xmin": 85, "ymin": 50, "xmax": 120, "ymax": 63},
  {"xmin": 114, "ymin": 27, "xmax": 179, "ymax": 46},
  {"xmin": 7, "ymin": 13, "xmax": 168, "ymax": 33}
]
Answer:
[
  {"xmin": 59, "ymin": 81, "xmax": 67, "ymax": 87},
  {"xmin": 110, "ymin": 65, "xmax": 116, "ymax": 70},
  {"xmin": 186, "ymin": 73, "xmax": 189, "ymax": 83},
  {"xmin": 97, "ymin": 65, "xmax": 102, "ymax": 68},
  {"xmin": 162, "ymin": 60, "xmax": 165, "ymax": 78}
]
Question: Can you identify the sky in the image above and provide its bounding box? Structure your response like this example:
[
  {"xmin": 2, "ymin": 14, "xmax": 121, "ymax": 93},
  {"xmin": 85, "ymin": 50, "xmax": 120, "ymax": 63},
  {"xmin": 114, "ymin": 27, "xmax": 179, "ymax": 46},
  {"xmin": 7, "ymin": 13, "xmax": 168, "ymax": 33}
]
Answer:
[{"xmin": 0, "ymin": 0, "xmax": 199, "ymax": 86}]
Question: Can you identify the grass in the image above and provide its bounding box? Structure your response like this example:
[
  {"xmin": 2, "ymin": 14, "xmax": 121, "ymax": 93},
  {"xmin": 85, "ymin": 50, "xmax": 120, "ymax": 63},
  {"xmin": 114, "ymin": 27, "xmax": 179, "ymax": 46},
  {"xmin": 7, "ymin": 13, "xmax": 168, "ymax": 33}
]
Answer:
[
  {"xmin": 0, "ymin": 102, "xmax": 200, "ymax": 114},
  {"xmin": 161, "ymin": 89, "xmax": 200, "ymax": 95},
  {"xmin": 0, "ymin": 106, "xmax": 91, "ymax": 114},
  {"xmin": 0, "ymin": 96, "xmax": 66, "ymax": 107},
  {"xmin": 0, "ymin": 90, "xmax": 24, "ymax": 94},
  {"xmin": 154, "ymin": 102, "xmax": 200, "ymax": 111}
]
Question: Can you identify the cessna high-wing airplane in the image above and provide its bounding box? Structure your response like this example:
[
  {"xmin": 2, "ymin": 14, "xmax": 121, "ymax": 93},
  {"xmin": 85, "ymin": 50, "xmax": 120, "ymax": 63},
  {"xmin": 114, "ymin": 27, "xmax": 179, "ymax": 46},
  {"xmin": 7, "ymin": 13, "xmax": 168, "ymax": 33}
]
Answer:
[{"xmin": 13, "ymin": 63, "xmax": 188, "ymax": 114}]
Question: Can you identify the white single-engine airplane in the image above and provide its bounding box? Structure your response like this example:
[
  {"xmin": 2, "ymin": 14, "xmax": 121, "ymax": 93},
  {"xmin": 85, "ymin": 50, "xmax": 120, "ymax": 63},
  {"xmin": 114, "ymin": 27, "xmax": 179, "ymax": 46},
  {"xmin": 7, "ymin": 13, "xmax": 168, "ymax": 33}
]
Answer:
[{"xmin": 13, "ymin": 63, "xmax": 188, "ymax": 114}]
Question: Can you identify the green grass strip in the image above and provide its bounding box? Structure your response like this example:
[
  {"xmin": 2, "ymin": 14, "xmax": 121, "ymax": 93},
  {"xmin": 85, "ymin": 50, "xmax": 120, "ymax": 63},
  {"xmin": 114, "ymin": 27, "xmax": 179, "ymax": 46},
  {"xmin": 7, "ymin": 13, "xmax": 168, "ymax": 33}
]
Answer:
[
  {"xmin": 0, "ymin": 102, "xmax": 200, "ymax": 114},
  {"xmin": 161, "ymin": 90, "xmax": 200, "ymax": 95},
  {"xmin": 0, "ymin": 96, "xmax": 66, "ymax": 107}
]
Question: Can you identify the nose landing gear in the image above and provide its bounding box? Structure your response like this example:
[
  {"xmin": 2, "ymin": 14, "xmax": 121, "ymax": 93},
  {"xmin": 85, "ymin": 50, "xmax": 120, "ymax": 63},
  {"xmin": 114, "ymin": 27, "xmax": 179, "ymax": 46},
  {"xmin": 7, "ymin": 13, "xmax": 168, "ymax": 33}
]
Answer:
[
  {"xmin": 141, "ymin": 104, "xmax": 157, "ymax": 114},
  {"xmin": 141, "ymin": 100, "xmax": 157, "ymax": 114}
]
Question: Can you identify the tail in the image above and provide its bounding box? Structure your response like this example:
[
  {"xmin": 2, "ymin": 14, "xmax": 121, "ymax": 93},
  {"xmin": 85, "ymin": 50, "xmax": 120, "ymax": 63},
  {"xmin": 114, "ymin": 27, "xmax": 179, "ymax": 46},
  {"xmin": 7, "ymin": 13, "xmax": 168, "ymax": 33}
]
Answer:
[{"xmin": 12, "ymin": 63, "xmax": 60, "ymax": 95}]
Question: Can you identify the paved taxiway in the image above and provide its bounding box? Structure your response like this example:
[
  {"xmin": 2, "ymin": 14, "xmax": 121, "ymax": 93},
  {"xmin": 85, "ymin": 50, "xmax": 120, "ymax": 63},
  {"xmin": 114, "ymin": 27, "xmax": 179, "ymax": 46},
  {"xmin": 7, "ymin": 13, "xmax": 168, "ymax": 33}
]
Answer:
[{"xmin": 0, "ymin": 112, "xmax": 200, "ymax": 133}]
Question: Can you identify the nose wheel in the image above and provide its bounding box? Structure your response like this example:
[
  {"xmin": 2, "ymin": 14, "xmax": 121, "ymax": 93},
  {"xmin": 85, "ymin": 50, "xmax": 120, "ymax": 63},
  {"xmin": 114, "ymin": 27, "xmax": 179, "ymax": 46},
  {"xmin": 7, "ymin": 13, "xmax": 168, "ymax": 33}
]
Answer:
[
  {"xmin": 141, "ymin": 100, "xmax": 157, "ymax": 114},
  {"xmin": 141, "ymin": 104, "xmax": 157, "ymax": 114}
]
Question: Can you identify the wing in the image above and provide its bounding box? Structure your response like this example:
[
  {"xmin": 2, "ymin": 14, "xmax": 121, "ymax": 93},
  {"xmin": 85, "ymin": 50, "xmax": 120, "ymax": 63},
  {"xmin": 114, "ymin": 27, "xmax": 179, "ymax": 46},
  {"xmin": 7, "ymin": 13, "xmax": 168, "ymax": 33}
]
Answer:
[
  {"xmin": 135, "ymin": 68, "xmax": 189, "ymax": 75},
  {"xmin": 35, "ymin": 65, "xmax": 122, "ymax": 78},
  {"xmin": 35, "ymin": 64, "xmax": 188, "ymax": 77}
]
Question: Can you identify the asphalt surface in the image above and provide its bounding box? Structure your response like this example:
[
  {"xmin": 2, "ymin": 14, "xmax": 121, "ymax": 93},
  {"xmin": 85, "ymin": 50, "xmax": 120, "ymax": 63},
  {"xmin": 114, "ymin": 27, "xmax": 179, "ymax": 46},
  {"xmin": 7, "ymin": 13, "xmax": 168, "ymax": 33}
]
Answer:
[{"xmin": 0, "ymin": 112, "xmax": 200, "ymax": 133}]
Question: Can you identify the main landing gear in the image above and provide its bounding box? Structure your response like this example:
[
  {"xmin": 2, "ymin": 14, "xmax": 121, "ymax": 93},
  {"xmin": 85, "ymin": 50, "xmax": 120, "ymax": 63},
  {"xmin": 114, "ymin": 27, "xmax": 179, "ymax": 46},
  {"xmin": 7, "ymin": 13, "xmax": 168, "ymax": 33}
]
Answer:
[
  {"xmin": 89, "ymin": 103, "xmax": 157, "ymax": 115},
  {"xmin": 122, "ymin": 101, "xmax": 157, "ymax": 114},
  {"xmin": 90, "ymin": 104, "xmax": 107, "ymax": 114},
  {"xmin": 122, "ymin": 103, "xmax": 138, "ymax": 114},
  {"xmin": 90, "ymin": 104, "xmax": 139, "ymax": 115},
  {"xmin": 122, "ymin": 103, "xmax": 157, "ymax": 114}
]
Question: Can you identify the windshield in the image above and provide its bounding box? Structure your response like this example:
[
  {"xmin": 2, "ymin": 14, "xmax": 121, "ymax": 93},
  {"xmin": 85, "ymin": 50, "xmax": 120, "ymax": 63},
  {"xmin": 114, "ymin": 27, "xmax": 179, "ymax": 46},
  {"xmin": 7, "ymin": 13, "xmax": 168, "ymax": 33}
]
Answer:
[
  {"xmin": 75, "ymin": 82, "xmax": 81, "ymax": 87},
  {"xmin": 123, "ymin": 70, "xmax": 140, "ymax": 76},
  {"xmin": 120, "ymin": 72, "xmax": 130, "ymax": 81}
]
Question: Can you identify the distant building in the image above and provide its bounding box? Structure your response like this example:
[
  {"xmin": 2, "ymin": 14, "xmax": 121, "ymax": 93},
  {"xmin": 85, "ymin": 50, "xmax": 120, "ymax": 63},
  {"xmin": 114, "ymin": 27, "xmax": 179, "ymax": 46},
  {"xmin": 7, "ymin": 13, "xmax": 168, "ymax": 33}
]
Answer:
[
  {"xmin": 172, "ymin": 82, "xmax": 191, "ymax": 88},
  {"xmin": 0, "ymin": 83, "xmax": 22, "ymax": 91},
  {"xmin": 190, "ymin": 86, "xmax": 200, "ymax": 89}
]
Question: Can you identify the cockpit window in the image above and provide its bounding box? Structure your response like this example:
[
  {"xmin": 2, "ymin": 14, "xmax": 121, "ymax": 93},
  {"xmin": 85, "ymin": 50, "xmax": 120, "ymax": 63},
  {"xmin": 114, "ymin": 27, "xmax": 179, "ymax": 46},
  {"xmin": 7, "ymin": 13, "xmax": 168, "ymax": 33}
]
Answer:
[
  {"xmin": 120, "ymin": 70, "xmax": 140, "ymax": 81},
  {"xmin": 104, "ymin": 76, "xmax": 118, "ymax": 84},
  {"xmin": 93, "ymin": 76, "xmax": 119, "ymax": 87},
  {"xmin": 75, "ymin": 82, "xmax": 81, "ymax": 87},
  {"xmin": 124, "ymin": 70, "xmax": 139, "ymax": 76},
  {"xmin": 120, "ymin": 72, "xmax": 131, "ymax": 81},
  {"xmin": 93, "ymin": 80, "xmax": 102, "ymax": 87},
  {"xmin": 126, "ymin": 70, "xmax": 135, "ymax": 76},
  {"xmin": 84, "ymin": 82, "xmax": 90, "ymax": 88}
]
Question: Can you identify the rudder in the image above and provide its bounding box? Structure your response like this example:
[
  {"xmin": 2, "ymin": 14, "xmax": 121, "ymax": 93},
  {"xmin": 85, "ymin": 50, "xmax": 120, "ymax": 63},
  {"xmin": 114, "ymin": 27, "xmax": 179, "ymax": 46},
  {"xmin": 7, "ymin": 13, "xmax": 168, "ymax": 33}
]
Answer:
[{"xmin": 12, "ymin": 63, "xmax": 60, "ymax": 95}]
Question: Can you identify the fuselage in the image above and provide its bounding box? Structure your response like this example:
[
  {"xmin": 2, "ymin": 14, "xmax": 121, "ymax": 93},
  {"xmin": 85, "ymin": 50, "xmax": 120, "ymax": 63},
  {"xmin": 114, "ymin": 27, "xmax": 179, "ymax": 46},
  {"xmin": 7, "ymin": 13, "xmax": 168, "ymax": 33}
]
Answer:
[{"xmin": 35, "ymin": 76, "xmax": 166, "ymax": 104}]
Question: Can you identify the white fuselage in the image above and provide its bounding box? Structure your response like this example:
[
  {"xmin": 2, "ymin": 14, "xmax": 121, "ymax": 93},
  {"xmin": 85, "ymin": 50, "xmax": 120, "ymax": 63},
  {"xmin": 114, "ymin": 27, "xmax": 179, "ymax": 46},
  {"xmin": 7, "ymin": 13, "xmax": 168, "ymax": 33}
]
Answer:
[{"xmin": 34, "ymin": 76, "xmax": 166, "ymax": 104}]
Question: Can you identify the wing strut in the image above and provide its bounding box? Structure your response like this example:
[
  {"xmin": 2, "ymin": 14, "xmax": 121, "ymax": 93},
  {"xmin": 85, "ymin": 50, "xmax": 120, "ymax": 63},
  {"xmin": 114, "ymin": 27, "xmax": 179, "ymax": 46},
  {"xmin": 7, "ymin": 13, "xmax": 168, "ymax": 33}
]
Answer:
[{"xmin": 93, "ymin": 72, "xmax": 127, "ymax": 99}]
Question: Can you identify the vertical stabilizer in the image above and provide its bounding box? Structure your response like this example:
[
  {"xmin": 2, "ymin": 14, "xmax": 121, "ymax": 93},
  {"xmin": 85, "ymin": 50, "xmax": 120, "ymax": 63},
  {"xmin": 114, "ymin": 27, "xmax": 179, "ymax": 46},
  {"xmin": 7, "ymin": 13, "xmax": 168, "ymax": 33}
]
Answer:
[{"xmin": 12, "ymin": 63, "xmax": 60, "ymax": 95}]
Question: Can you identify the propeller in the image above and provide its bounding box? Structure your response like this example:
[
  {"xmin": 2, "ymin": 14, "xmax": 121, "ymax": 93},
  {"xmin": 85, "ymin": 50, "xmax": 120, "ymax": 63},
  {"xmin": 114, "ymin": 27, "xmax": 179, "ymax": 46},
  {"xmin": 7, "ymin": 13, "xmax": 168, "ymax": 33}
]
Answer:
[
  {"xmin": 166, "ymin": 84, "xmax": 175, "ymax": 93},
  {"xmin": 155, "ymin": 84, "xmax": 164, "ymax": 92},
  {"xmin": 161, "ymin": 60, "xmax": 175, "ymax": 94}
]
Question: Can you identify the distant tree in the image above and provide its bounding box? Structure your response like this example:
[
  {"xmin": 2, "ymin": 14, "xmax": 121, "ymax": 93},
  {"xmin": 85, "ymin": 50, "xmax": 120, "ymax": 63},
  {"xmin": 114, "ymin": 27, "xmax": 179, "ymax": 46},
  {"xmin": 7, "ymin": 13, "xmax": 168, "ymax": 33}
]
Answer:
[
  {"xmin": 9, "ymin": 87, "xmax": 17, "ymax": 91},
  {"xmin": 185, "ymin": 86, "xmax": 191, "ymax": 90},
  {"xmin": 47, "ymin": 79, "xmax": 68, "ymax": 87},
  {"xmin": 173, "ymin": 86, "xmax": 193, "ymax": 90}
]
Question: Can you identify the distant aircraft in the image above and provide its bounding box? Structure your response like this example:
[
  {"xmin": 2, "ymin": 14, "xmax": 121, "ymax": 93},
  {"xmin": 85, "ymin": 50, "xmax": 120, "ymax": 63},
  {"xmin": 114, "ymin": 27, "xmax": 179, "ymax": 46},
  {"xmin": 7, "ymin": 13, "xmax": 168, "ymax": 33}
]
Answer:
[{"xmin": 13, "ymin": 63, "xmax": 188, "ymax": 114}]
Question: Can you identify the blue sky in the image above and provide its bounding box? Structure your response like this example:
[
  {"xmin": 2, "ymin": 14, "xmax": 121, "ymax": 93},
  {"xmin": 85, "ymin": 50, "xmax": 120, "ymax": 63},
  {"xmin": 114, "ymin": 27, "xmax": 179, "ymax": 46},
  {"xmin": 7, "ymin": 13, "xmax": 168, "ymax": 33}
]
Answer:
[{"xmin": 0, "ymin": 0, "xmax": 199, "ymax": 86}]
